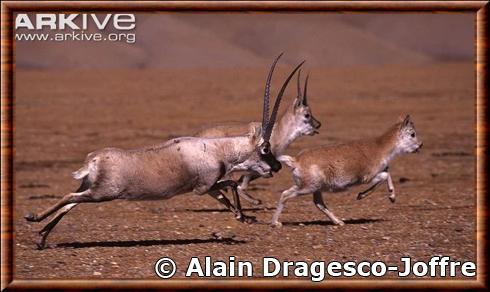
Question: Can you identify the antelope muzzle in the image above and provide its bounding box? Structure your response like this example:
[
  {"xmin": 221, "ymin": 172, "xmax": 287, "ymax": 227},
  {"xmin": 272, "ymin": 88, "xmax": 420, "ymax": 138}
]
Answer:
[
  {"xmin": 311, "ymin": 115, "xmax": 321, "ymax": 134},
  {"xmin": 262, "ymin": 152, "xmax": 282, "ymax": 173}
]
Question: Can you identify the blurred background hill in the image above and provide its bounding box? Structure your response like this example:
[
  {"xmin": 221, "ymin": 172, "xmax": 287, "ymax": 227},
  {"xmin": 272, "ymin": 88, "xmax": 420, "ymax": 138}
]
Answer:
[{"xmin": 15, "ymin": 13, "xmax": 473, "ymax": 69}]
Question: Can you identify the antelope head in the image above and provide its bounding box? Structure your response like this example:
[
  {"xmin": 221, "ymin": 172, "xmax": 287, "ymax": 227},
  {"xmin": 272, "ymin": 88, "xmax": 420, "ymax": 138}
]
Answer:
[
  {"xmin": 396, "ymin": 115, "xmax": 423, "ymax": 154},
  {"xmin": 233, "ymin": 53, "xmax": 305, "ymax": 177},
  {"xmin": 291, "ymin": 70, "xmax": 321, "ymax": 136}
]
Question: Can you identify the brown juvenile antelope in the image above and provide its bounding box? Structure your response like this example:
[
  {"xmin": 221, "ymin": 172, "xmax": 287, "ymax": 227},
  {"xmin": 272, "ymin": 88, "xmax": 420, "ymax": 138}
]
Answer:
[
  {"xmin": 271, "ymin": 115, "xmax": 422, "ymax": 227},
  {"xmin": 24, "ymin": 55, "xmax": 304, "ymax": 249},
  {"xmin": 195, "ymin": 59, "xmax": 321, "ymax": 205}
]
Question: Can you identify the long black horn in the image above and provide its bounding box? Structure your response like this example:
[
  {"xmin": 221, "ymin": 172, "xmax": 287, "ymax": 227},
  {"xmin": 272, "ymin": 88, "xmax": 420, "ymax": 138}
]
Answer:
[
  {"xmin": 303, "ymin": 73, "xmax": 309, "ymax": 105},
  {"xmin": 264, "ymin": 60, "xmax": 305, "ymax": 141},
  {"xmin": 262, "ymin": 53, "xmax": 284, "ymax": 134}
]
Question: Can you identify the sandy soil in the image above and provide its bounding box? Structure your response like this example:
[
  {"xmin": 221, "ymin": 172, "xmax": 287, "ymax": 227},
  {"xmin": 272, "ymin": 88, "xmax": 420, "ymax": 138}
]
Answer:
[{"xmin": 14, "ymin": 62, "xmax": 475, "ymax": 280}]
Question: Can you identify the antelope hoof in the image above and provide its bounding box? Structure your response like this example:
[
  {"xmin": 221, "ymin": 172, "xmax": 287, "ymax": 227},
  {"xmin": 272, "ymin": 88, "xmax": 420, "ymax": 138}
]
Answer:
[
  {"xmin": 35, "ymin": 238, "xmax": 47, "ymax": 250},
  {"xmin": 357, "ymin": 193, "xmax": 365, "ymax": 200},
  {"xmin": 243, "ymin": 215, "xmax": 257, "ymax": 224},
  {"xmin": 270, "ymin": 221, "xmax": 283, "ymax": 228},
  {"xmin": 236, "ymin": 214, "xmax": 256, "ymax": 224},
  {"xmin": 239, "ymin": 189, "xmax": 262, "ymax": 205},
  {"xmin": 389, "ymin": 196, "xmax": 396, "ymax": 203},
  {"xmin": 24, "ymin": 213, "xmax": 38, "ymax": 222},
  {"xmin": 251, "ymin": 198, "xmax": 262, "ymax": 206},
  {"xmin": 335, "ymin": 220, "xmax": 345, "ymax": 226}
]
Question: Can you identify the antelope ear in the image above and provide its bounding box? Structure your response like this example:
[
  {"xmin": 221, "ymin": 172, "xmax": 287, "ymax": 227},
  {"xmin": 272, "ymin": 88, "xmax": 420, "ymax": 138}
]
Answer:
[
  {"xmin": 403, "ymin": 115, "xmax": 411, "ymax": 126},
  {"xmin": 399, "ymin": 114, "xmax": 410, "ymax": 129},
  {"xmin": 248, "ymin": 124, "xmax": 262, "ymax": 142},
  {"xmin": 294, "ymin": 96, "xmax": 302, "ymax": 109}
]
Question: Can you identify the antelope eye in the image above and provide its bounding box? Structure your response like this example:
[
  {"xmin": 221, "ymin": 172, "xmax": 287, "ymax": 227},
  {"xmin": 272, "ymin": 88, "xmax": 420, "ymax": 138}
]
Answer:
[
  {"xmin": 305, "ymin": 113, "xmax": 310, "ymax": 119},
  {"xmin": 260, "ymin": 147, "xmax": 270, "ymax": 155},
  {"xmin": 411, "ymin": 133, "xmax": 415, "ymax": 138}
]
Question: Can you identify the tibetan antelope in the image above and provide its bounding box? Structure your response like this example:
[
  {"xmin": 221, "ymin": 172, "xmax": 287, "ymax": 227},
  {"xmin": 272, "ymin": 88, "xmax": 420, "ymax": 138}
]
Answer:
[
  {"xmin": 195, "ymin": 56, "xmax": 321, "ymax": 205},
  {"xmin": 24, "ymin": 55, "xmax": 304, "ymax": 249},
  {"xmin": 272, "ymin": 115, "xmax": 422, "ymax": 227}
]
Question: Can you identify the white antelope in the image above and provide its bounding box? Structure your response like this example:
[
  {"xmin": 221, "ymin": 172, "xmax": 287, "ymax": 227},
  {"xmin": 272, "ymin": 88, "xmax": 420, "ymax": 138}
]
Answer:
[
  {"xmin": 25, "ymin": 55, "xmax": 304, "ymax": 249},
  {"xmin": 195, "ymin": 57, "xmax": 321, "ymax": 205},
  {"xmin": 272, "ymin": 115, "xmax": 423, "ymax": 227}
]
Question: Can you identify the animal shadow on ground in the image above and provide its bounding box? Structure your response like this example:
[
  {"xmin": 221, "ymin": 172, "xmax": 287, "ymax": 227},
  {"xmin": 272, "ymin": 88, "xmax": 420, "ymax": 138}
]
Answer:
[
  {"xmin": 28, "ymin": 194, "xmax": 59, "ymax": 200},
  {"xmin": 53, "ymin": 237, "xmax": 246, "ymax": 249},
  {"xmin": 20, "ymin": 183, "xmax": 50, "ymax": 189},
  {"xmin": 283, "ymin": 218, "xmax": 385, "ymax": 226},
  {"xmin": 183, "ymin": 207, "xmax": 265, "ymax": 213}
]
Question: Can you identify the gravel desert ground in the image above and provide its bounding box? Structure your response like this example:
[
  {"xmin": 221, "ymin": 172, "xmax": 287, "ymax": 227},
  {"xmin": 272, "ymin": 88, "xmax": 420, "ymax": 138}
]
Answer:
[{"xmin": 14, "ymin": 61, "xmax": 475, "ymax": 279}]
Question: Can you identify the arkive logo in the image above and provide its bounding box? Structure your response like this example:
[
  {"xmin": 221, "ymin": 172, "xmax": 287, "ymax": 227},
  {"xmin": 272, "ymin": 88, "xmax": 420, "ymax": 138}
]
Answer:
[
  {"xmin": 14, "ymin": 13, "xmax": 137, "ymax": 44},
  {"xmin": 15, "ymin": 13, "xmax": 136, "ymax": 30}
]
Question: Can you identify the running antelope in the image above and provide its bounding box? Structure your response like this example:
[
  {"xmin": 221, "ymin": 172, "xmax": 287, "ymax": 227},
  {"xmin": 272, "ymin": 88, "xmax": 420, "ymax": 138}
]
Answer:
[
  {"xmin": 25, "ymin": 55, "xmax": 304, "ymax": 249},
  {"xmin": 195, "ymin": 61, "xmax": 321, "ymax": 205},
  {"xmin": 271, "ymin": 115, "xmax": 422, "ymax": 227}
]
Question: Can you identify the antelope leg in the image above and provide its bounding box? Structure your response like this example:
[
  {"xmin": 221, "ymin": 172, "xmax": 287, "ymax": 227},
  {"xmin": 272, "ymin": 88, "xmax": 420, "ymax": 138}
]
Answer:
[
  {"xmin": 209, "ymin": 180, "xmax": 256, "ymax": 223},
  {"xmin": 36, "ymin": 203, "xmax": 78, "ymax": 249},
  {"xmin": 357, "ymin": 172, "xmax": 389, "ymax": 200},
  {"xmin": 387, "ymin": 172, "xmax": 396, "ymax": 203},
  {"xmin": 237, "ymin": 173, "xmax": 262, "ymax": 205},
  {"xmin": 313, "ymin": 191, "xmax": 344, "ymax": 226}
]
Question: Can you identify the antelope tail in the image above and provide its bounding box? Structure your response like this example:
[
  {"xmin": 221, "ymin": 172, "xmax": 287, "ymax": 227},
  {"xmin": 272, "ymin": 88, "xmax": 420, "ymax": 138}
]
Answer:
[
  {"xmin": 72, "ymin": 151, "xmax": 98, "ymax": 180},
  {"xmin": 278, "ymin": 155, "xmax": 297, "ymax": 169},
  {"xmin": 72, "ymin": 165, "xmax": 89, "ymax": 180}
]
